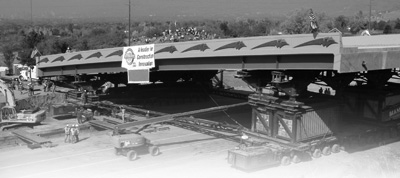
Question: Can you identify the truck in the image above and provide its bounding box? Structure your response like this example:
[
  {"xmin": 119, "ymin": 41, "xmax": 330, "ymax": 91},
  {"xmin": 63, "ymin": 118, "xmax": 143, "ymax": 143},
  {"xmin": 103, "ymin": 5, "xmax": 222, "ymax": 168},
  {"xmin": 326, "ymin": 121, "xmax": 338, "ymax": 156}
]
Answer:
[
  {"xmin": 0, "ymin": 81, "xmax": 46, "ymax": 130},
  {"xmin": 19, "ymin": 66, "xmax": 38, "ymax": 81}
]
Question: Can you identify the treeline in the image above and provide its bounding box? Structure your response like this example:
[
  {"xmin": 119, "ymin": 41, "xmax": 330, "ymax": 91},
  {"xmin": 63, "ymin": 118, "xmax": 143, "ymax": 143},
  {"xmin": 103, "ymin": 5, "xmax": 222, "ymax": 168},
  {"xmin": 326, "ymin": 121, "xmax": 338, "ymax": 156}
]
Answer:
[{"xmin": 1, "ymin": 8, "xmax": 400, "ymax": 69}]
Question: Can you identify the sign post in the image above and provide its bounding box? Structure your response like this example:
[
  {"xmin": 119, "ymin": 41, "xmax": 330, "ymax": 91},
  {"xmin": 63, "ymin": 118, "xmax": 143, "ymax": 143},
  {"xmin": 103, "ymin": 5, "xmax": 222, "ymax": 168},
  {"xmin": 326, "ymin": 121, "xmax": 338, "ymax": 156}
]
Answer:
[{"xmin": 122, "ymin": 44, "xmax": 155, "ymax": 83}]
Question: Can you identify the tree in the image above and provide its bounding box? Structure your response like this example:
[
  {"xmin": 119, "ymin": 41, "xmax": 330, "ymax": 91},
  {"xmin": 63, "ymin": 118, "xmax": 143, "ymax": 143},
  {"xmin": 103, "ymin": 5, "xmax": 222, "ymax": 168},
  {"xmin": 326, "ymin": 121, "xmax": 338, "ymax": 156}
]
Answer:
[
  {"xmin": 334, "ymin": 15, "xmax": 349, "ymax": 32},
  {"xmin": 377, "ymin": 21, "xmax": 387, "ymax": 30},
  {"xmin": 21, "ymin": 30, "xmax": 44, "ymax": 49},
  {"xmin": 219, "ymin": 21, "xmax": 230, "ymax": 37},
  {"xmin": 383, "ymin": 25, "xmax": 392, "ymax": 34},
  {"xmin": 1, "ymin": 45, "xmax": 15, "ymax": 74},
  {"xmin": 280, "ymin": 9, "xmax": 310, "ymax": 34},
  {"xmin": 395, "ymin": 18, "xmax": 400, "ymax": 30}
]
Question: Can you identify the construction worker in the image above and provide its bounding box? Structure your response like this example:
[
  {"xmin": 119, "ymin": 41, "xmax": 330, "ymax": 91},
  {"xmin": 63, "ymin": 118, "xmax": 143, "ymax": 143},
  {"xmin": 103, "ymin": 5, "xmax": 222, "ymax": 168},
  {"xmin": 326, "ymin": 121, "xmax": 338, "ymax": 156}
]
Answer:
[
  {"xmin": 64, "ymin": 124, "xmax": 71, "ymax": 143},
  {"xmin": 81, "ymin": 90, "xmax": 87, "ymax": 105},
  {"xmin": 76, "ymin": 107, "xmax": 83, "ymax": 124},
  {"xmin": 236, "ymin": 132, "xmax": 249, "ymax": 150},
  {"xmin": 28, "ymin": 82, "xmax": 34, "ymax": 96},
  {"xmin": 42, "ymin": 79, "xmax": 47, "ymax": 92},
  {"xmin": 112, "ymin": 127, "xmax": 120, "ymax": 136},
  {"xmin": 120, "ymin": 106, "xmax": 126, "ymax": 123},
  {"xmin": 70, "ymin": 125, "xmax": 77, "ymax": 143},
  {"xmin": 74, "ymin": 124, "xmax": 80, "ymax": 143}
]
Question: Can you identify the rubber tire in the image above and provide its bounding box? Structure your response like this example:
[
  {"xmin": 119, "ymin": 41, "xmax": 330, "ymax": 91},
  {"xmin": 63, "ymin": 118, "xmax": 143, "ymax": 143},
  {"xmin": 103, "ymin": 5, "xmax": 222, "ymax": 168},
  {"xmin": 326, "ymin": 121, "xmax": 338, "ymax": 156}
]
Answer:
[
  {"xmin": 127, "ymin": 150, "xmax": 137, "ymax": 161},
  {"xmin": 331, "ymin": 144, "xmax": 340, "ymax": 153},
  {"xmin": 322, "ymin": 146, "xmax": 331, "ymax": 156},
  {"xmin": 281, "ymin": 156, "xmax": 290, "ymax": 166},
  {"xmin": 312, "ymin": 149, "xmax": 322, "ymax": 158},
  {"xmin": 114, "ymin": 148, "xmax": 121, "ymax": 156},
  {"xmin": 292, "ymin": 155, "xmax": 301, "ymax": 164},
  {"xmin": 150, "ymin": 146, "xmax": 160, "ymax": 156}
]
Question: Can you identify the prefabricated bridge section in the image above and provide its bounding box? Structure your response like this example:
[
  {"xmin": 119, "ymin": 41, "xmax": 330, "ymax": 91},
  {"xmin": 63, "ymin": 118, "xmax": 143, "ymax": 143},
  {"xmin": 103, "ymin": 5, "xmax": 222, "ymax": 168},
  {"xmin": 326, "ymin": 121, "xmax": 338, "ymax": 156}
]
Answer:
[
  {"xmin": 12, "ymin": 129, "xmax": 52, "ymax": 148},
  {"xmin": 36, "ymin": 33, "xmax": 400, "ymax": 77}
]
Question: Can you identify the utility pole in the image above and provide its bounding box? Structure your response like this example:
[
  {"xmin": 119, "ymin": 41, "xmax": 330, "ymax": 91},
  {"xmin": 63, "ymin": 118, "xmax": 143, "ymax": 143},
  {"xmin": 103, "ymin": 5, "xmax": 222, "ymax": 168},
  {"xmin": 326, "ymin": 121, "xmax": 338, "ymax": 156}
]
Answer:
[
  {"xmin": 30, "ymin": 0, "xmax": 33, "ymax": 26},
  {"xmin": 128, "ymin": 0, "xmax": 131, "ymax": 46},
  {"xmin": 369, "ymin": 0, "xmax": 372, "ymax": 31},
  {"xmin": 30, "ymin": 0, "xmax": 33, "ymax": 92}
]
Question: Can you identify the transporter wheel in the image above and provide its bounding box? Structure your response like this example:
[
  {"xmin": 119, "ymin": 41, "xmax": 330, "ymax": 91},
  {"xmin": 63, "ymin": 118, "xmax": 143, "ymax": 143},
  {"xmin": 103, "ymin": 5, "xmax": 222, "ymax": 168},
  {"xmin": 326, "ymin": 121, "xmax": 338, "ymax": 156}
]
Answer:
[
  {"xmin": 281, "ymin": 156, "xmax": 290, "ymax": 166},
  {"xmin": 322, "ymin": 146, "xmax": 331, "ymax": 156},
  {"xmin": 292, "ymin": 155, "xmax": 301, "ymax": 164},
  {"xmin": 127, "ymin": 150, "xmax": 137, "ymax": 161},
  {"xmin": 149, "ymin": 146, "xmax": 160, "ymax": 156},
  {"xmin": 312, "ymin": 149, "xmax": 322, "ymax": 158},
  {"xmin": 331, "ymin": 144, "xmax": 340, "ymax": 153},
  {"xmin": 114, "ymin": 148, "xmax": 121, "ymax": 156}
]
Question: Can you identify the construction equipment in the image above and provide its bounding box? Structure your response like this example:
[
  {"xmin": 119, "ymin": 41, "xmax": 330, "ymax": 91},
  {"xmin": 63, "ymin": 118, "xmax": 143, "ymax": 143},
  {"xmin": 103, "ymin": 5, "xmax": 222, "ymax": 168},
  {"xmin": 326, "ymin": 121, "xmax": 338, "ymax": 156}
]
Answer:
[
  {"xmin": 111, "ymin": 126, "xmax": 160, "ymax": 161},
  {"xmin": 0, "ymin": 81, "xmax": 46, "ymax": 130},
  {"xmin": 90, "ymin": 102, "xmax": 248, "ymax": 161}
]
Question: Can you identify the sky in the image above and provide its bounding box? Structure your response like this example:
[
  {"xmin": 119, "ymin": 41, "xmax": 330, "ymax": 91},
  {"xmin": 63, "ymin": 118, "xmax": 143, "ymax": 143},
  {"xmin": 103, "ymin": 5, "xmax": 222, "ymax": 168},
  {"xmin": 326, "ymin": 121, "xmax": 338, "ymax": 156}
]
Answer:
[{"xmin": 0, "ymin": 0, "xmax": 399, "ymax": 21}]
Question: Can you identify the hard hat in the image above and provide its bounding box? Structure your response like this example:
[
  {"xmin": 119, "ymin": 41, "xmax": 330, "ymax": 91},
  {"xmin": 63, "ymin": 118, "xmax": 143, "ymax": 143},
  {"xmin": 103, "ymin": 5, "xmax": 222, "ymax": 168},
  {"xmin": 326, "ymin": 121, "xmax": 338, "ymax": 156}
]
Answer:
[{"xmin": 241, "ymin": 133, "xmax": 249, "ymax": 140}]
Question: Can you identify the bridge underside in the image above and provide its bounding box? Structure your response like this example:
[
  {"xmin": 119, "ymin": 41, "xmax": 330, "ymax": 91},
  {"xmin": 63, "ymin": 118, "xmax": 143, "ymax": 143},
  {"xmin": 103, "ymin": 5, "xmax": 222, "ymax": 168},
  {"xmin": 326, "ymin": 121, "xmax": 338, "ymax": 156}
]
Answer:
[{"xmin": 38, "ymin": 54, "xmax": 334, "ymax": 77}]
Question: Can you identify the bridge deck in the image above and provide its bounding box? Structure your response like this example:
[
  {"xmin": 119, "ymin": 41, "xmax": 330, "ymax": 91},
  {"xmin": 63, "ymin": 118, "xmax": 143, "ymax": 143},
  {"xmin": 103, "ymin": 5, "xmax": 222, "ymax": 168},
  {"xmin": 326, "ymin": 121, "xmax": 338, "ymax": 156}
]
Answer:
[{"xmin": 36, "ymin": 33, "xmax": 400, "ymax": 77}]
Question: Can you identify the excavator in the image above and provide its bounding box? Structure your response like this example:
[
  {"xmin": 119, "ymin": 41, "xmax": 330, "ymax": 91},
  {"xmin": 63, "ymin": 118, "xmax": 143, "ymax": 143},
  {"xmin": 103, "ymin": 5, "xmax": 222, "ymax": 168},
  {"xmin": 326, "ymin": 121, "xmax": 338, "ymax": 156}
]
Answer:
[{"xmin": 0, "ymin": 81, "xmax": 46, "ymax": 130}]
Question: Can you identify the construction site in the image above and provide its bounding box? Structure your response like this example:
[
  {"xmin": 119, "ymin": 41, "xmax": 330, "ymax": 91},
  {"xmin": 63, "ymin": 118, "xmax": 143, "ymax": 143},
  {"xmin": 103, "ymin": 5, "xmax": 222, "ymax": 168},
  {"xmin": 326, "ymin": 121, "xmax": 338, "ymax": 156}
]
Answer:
[{"xmin": 1, "ymin": 33, "xmax": 400, "ymax": 178}]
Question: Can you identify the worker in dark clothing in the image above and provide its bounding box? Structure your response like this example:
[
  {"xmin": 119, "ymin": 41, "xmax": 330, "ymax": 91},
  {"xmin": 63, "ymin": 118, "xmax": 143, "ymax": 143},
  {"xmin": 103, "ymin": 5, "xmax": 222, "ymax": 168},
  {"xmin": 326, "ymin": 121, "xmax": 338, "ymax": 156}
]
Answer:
[
  {"xmin": 42, "ymin": 79, "xmax": 47, "ymax": 92},
  {"xmin": 74, "ymin": 124, "xmax": 80, "ymax": 143},
  {"xmin": 28, "ymin": 83, "xmax": 34, "ymax": 96},
  {"xmin": 76, "ymin": 108, "xmax": 83, "ymax": 124}
]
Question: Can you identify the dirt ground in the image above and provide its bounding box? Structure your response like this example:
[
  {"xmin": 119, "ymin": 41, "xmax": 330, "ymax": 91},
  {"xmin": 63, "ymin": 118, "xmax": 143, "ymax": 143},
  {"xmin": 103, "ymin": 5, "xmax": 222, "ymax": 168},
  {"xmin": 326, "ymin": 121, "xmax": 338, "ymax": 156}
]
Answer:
[
  {"xmin": 1, "ymin": 124, "xmax": 400, "ymax": 178},
  {"xmin": 1, "ymin": 74, "xmax": 400, "ymax": 178}
]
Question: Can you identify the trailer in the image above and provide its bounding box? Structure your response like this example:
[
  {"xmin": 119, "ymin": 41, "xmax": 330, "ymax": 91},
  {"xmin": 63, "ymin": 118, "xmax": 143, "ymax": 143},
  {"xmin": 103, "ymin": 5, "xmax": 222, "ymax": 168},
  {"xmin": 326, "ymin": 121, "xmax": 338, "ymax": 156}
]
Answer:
[{"xmin": 227, "ymin": 85, "xmax": 400, "ymax": 171}]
